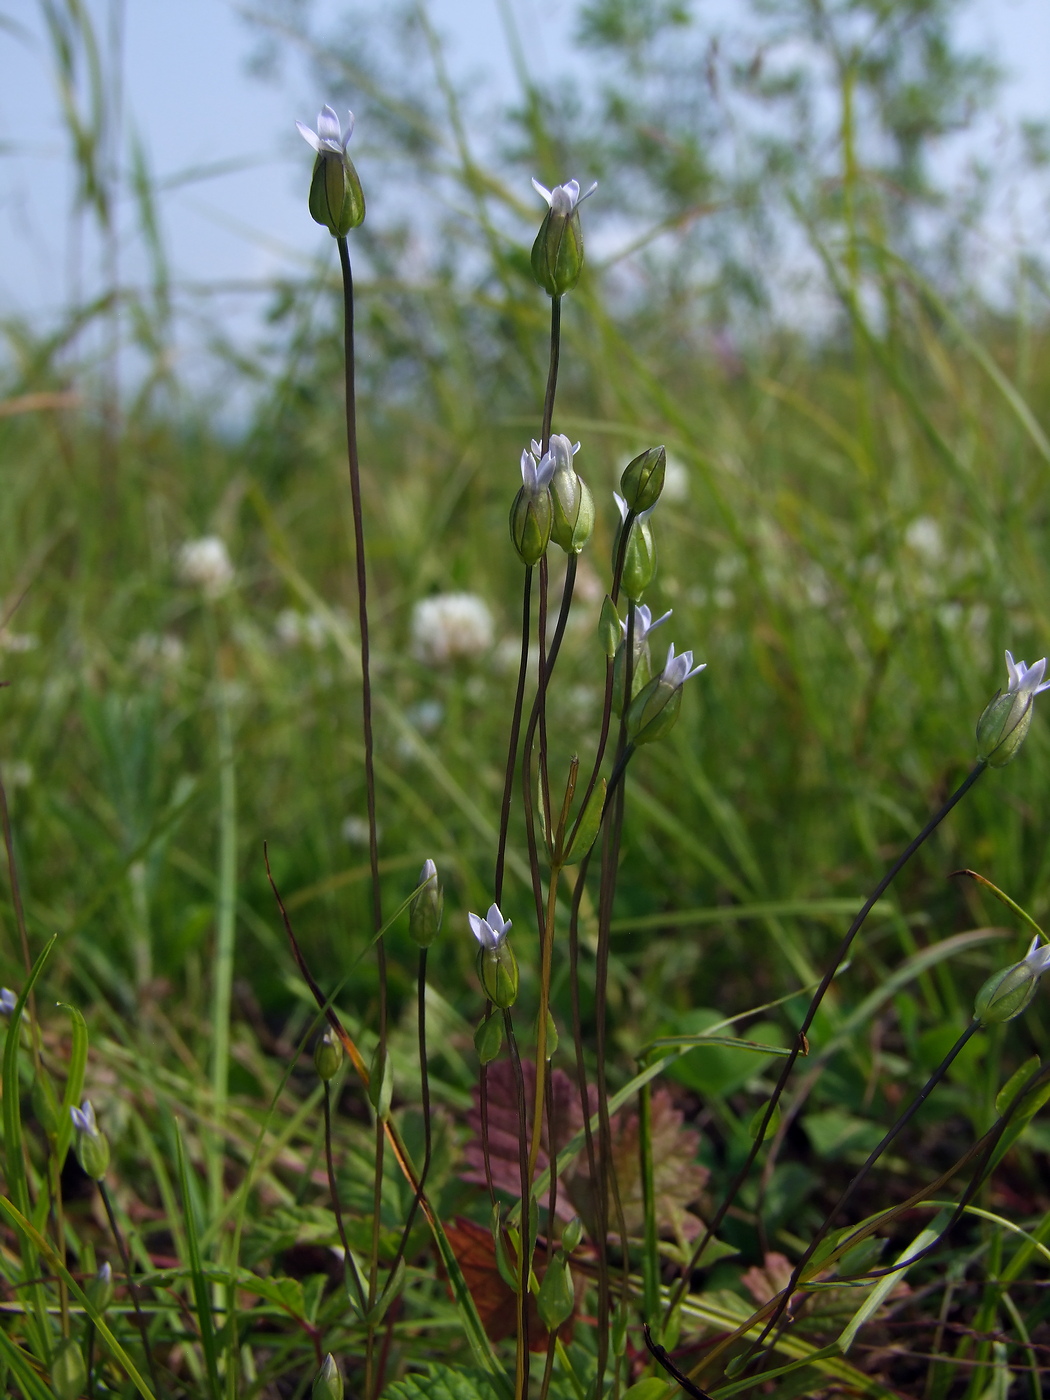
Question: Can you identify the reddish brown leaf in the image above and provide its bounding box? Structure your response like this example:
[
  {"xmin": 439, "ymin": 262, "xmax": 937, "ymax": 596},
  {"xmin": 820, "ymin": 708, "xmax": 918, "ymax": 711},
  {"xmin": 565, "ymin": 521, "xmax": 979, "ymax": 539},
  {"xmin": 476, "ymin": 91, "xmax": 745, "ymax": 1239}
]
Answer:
[{"xmin": 441, "ymin": 1217, "xmax": 574, "ymax": 1351}]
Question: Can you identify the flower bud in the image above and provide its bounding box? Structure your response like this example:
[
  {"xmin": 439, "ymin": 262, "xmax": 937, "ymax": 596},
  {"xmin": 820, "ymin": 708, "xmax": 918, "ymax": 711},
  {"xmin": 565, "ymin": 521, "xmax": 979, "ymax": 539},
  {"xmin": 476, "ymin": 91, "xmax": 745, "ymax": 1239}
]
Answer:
[
  {"xmin": 87, "ymin": 1261, "xmax": 114, "ymax": 1314},
  {"xmin": 975, "ymin": 960, "xmax": 1041, "ymax": 1024},
  {"xmin": 297, "ymin": 108, "xmax": 364, "ymax": 238},
  {"xmin": 530, "ymin": 189, "xmax": 584, "ymax": 297},
  {"xmin": 70, "ymin": 1101, "xmax": 109, "ymax": 1180},
  {"xmin": 613, "ymin": 510, "xmax": 657, "ymax": 601},
  {"xmin": 409, "ymin": 859, "xmax": 443, "ymax": 948},
  {"xmin": 313, "ymin": 1353, "xmax": 344, "ymax": 1400},
  {"xmin": 50, "ymin": 1337, "xmax": 87, "ymax": 1400},
  {"xmin": 619, "ymin": 446, "xmax": 666, "ymax": 514},
  {"xmin": 510, "ymin": 486, "xmax": 553, "ymax": 566},
  {"xmin": 314, "ymin": 1029, "xmax": 343, "ymax": 1082},
  {"xmin": 626, "ymin": 673, "xmax": 682, "ymax": 746},
  {"xmin": 535, "ymin": 1252, "xmax": 574, "ymax": 1331},
  {"xmin": 477, "ymin": 942, "xmax": 519, "ymax": 1010},
  {"xmin": 976, "ymin": 690, "xmax": 1034, "ymax": 767}
]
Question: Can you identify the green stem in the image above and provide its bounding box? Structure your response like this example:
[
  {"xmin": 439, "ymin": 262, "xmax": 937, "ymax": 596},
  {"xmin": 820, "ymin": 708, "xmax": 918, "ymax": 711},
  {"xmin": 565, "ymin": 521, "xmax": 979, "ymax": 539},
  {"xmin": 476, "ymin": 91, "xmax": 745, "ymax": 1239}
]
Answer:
[{"xmin": 668, "ymin": 758, "xmax": 988, "ymax": 1316}]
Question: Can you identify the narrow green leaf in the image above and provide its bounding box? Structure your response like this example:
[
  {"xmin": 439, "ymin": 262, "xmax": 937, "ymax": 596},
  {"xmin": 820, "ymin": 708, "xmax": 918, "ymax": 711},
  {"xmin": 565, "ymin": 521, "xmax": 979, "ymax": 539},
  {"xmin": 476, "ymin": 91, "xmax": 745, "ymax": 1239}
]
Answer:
[
  {"xmin": 54, "ymin": 1001, "xmax": 88, "ymax": 1170},
  {"xmin": 837, "ymin": 1211, "xmax": 950, "ymax": 1353},
  {"xmin": 174, "ymin": 1120, "xmax": 223, "ymax": 1400}
]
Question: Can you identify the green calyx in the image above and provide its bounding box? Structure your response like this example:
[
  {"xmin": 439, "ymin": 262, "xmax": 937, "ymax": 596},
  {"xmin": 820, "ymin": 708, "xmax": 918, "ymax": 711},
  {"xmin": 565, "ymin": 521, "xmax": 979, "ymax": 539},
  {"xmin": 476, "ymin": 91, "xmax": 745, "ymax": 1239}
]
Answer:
[
  {"xmin": 626, "ymin": 675, "xmax": 682, "ymax": 746},
  {"xmin": 976, "ymin": 690, "xmax": 1034, "ymax": 767},
  {"xmin": 531, "ymin": 209, "xmax": 584, "ymax": 297},
  {"xmin": 477, "ymin": 943, "xmax": 519, "ymax": 1009},
  {"xmin": 309, "ymin": 151, "xmax": 365, "ymax": 238},
  {"xmin": 510, "ymin": 485, "xmax": 553, "ymax": 566}
]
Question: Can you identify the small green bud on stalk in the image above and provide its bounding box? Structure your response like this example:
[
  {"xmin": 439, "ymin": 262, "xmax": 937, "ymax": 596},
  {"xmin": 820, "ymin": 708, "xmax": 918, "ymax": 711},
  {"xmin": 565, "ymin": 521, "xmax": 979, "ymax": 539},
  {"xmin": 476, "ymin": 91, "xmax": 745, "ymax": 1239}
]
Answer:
[
  {"xmin": 409, "ymin": 858, "xmax": 443, "ymax": 948},
  {"xmin": 314, "ymin": 1028, "xmax": 343, "ymax": 1082},
  {"xmin": 976, "ymin": 650, "xmax": 1050, "ymax": 766},
  {"xmin": 510, "ymin": 447, "xmax": 555, "ymax": 566},
  {"xmin": 613, "ymin": 494, "xmax": 657, "ymax": 600},
  {"xmin": 70, "ymin": 1100, "xmax": 109, "ymax": 1180},
  {"xmin": 974, "ymin": 935, "xmax": 1050, "ymax": 1024},
  {"xmin": 313, "ymin": 1353, "xmax": 344, "ymax": 1400},
  {"xmin": 87, "ymin": 1261, "xmax": 114, "ymax": 1314},
  {"xmin": 297, "ymin": 108, "xmax": 364, "ymax": 237},
  {"xmin": 530, "ymin": 178, "xmax": 597, "ymax": 297},
  {"xmin": 539, "ymin": 434, "xmax": 595, "ymax": 553},
  {"xmin": 50, "ymin": 1337, "xmax": 87, "ymax": 1400},
  {"xmin": 469, "ymin": 902, "xmax": 519, "ymax": 1009},
  {"xmin": 535, "ymin": 1252, "xmax": 574, "ymax": 1330},
  {"xmin": 619, "ymin": 445, "xmax": 666, "ymax": 514},
  {"xmin": 627, "ymin": 643, "xmax": 706, "ymax": 746}
]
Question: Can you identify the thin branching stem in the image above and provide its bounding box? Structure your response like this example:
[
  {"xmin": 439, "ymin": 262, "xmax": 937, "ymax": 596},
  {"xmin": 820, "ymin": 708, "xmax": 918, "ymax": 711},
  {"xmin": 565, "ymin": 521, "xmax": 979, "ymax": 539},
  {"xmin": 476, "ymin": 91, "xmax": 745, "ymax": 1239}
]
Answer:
[
  {"xmin": 668, "ymin": 759, "xmax": 989, "ymax": 1316},
  {"xmin": 503, "ymin": 1008, "xmax": 532, "ymax": 1400},
  {"xmin": 495, "ymin": 568, "xmax": 534, "ymax": 904},
  {"xmin": 98, "ymin": 1179, "xmax": 161, "ymax": 1398},
  {"xmin": 386, "ymin": 948, "xmax": 433, "ymax": 1282}
]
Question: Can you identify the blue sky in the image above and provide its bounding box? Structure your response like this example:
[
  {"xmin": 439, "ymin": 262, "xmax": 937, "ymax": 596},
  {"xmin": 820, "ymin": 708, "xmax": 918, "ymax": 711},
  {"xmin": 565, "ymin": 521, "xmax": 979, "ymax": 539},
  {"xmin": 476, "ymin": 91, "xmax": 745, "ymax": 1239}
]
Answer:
[{"xmin": 1, "ymin": 0, "xmax": 1047, "ymax": 345}]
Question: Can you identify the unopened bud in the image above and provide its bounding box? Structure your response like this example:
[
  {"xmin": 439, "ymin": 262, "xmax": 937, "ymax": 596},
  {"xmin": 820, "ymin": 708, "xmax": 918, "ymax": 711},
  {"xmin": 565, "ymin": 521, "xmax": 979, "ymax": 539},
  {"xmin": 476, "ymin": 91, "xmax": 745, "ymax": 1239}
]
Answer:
[
  {"xmin": 619, "ymin": 446, "xmax": 665, "ymax": 514},
  {"xmin": 614, "ymin": 515, "xmax": 657, "ymax": 600},
  {"xmin": 626, "ymin": 673, "xmax": 682, "ymax": 746},
  {"xmin": 313, "ymin": 1353, "xmax": 344, "ymax": 1400},
  {"xmin": 87, "ymin": 1261, "xmax": 114, "ymax": 1314},
  {"xmin": 50, "ymin": 1338, "xmax": 87, "ymax": 1400},
  {"xmin": 976, "ymin": 690, "xmax": 1034, "ymax": 767},
  {"xmin": 314, "ymin": 1029, "xmax": 343, "ymax": 1082},
  {"xmin": 562, "ymin": 1216, "xmax": 584, "ymax": 1253},
  {"xmin": 409, "ymin": 859, "xmax": 443, "ymax": 948},
  {"xmin": 510, "ymin": 486, "xmax": 553, "ymax": 566},
  {"xmin": 71, "ymin": 1101, "xmax": 109, "ymax": 1180}
]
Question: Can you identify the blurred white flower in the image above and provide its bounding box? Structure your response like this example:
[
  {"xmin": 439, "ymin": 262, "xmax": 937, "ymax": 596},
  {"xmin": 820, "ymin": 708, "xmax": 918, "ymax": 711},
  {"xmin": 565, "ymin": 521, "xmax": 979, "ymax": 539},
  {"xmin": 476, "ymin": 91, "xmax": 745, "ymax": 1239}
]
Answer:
[
  {"xmin": 406, "ymin": 699, "xmax": 444, "ymax": 733},
  {"xmin": 133, "ymin": 632, "xmax": 186, "ymax": 670},
  {"xmin": 342, "ymin": 815, "xmax": 379, "ymax": 847},
  {"xmin": 1, "ymin": 761, "xmax": 33, "ymax": 790},
  {"xmin": 661, "ymin": 456, "xmax": 690, "ymax": 504},
  {"xmin": 177, "ymin": 537, "xmax": 234, "ymax": 597},
  {"xmin": 411, "ymin": 593, "xmax": 494, "ymax": 666},
  {"xmin": 0, "ymin": 630, "xmax": 38, "ymax": 653},
  {"xmin": 904, "ymin": 517, "xmax": 944, "ymax": 565},
  {"xmin": 275, "ymin": 608, "xmax": 327, "ymax": 651}
]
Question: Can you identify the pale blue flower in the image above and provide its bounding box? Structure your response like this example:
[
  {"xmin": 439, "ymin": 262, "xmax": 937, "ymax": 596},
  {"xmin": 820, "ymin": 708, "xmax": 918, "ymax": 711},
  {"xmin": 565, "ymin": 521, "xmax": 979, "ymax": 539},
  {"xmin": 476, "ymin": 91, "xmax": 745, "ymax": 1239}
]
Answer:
[
  {"xmin": 70, "ymin": 1099, "xmax": 98, "ymax": 1134},
  {"xmin": 296, "ymin": 105, "xmax": 354, "ymax": 155},
  {"xmin": 621, "ymin": 602, "xmax": 671, "ymax": 646},
  {"xmin": 531, "ymin": 178, "xmax": 598, "ymax": 216},
  {"xmin": 469, "ymin": 902, "xmax": 512, "ymax": 950},
  {"xmin": 661, "ymin": 642, "xmax": 706, "ymax": 689},
  {"xmin": 1005, "ymin": 650, "xmax": 1050, "ymax": 700},
  {"xmin": 520, "ymin": 448, "xmax": 556, "ymax": 493}
]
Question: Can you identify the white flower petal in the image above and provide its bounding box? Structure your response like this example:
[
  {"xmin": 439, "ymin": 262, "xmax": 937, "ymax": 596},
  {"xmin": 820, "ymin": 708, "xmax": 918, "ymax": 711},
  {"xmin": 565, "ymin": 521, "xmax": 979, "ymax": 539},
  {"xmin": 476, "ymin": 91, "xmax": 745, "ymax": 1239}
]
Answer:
[
  {"xmin": 296, "ymin": 120, "xmax": 323, "ymax": 153},
  {"xmin": 531, "ymin": 177, "xmax": 553, "ymax": 206},
  {"xmin": 318, "ymin": 105, "xmax": 342, "ymax": 144}
]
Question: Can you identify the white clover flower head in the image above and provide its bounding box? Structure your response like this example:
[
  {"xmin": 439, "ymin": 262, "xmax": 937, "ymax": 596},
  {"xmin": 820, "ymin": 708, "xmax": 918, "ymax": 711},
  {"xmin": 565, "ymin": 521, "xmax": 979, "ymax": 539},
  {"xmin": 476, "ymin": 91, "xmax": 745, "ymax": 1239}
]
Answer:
[
  {"xmin": 1005, "ymin": 650, "xmax": 1050, "ymax": 699},
  {"xmin": 622, "ymin": 603, "xmax": 672, "ymax": 645},
  {"xmin": 661, "ymin": 642, "xmax": 706, "ymax": 690},
  {"xmin": 411, "ymin": 593, "xmax": 494, "ymax": 666},
  {"xmin": 296, "ymin": 105, "xmax": 355, "ymax": 155},
  {"xmin": 0, "ymin": 988, "xmax": 18, "ymax": 1016},
  {"xmin": 520, "ymin": 447, "xmax": 556, "ymax": 494},
  {"xmin": 70, "ymin": 1099, "xmax": 98, "ymax": 1134},
  {"xmin": 531, "ymin": 177, "xmax": 598, "ymax": 216},
  {"xmin": 177, "ymin": 536, "xmax": 234, "ymax": 597},
  {"xmin": 532, "ymin": 434, "xmax": 580, "ymax": 475},
  {"xmin": 469, "ymin": 902, "xmax": 512, "ymax": 951}
]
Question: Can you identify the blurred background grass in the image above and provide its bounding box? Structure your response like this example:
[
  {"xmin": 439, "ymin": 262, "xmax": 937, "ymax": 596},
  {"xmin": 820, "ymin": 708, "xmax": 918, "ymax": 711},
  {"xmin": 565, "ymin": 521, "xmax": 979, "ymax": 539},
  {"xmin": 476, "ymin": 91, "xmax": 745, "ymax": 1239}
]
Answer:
[{"xmin": 3, "ymin": 0, "xmax": 1050, "ymax": 1329}]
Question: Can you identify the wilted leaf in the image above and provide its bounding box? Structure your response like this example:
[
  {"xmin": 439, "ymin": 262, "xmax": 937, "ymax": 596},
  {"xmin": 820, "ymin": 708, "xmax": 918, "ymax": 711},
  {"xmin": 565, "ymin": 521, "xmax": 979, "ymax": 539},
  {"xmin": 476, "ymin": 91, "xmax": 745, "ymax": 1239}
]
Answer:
[
  {"xmin": 462, "ymin": 1060, "xmax": 592, "ymax": 1221},
  {"xmin": 441, "ymin": 1217, "xmax": 575, "ymax": 1351}
]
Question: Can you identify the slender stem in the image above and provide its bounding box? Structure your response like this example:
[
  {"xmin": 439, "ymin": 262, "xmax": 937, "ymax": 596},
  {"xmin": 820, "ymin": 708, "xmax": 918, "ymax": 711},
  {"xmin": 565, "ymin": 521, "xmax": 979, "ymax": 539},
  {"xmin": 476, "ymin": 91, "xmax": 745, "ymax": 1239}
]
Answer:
[
  {"xmin": 528, "ymin": 866, "xmax": 562, "ymax": 1183},
  {"xmin": 336, "ymin": 233, "xmax": 386, "ymax": 1400},
  {"xmin": 746, "ymin": 1020, "xmax": 983, "ymax": 1367},
  {"xmin": 495, "ymin": 568, "xmax": 534, "ymax": 904},
  {"xmin": 503, "ymin": 1009, "xmax": 532, "ymax": 1400},
  {"xmin": 98, "ymin": 1180, "xmax": 160, "ymax": 1397},
  {"xmin": 386, "ymin": 949, "xmax": 433, "ymax": 1281},
  {"xmin": 668, "ymin": 759, "xmax": 988, "ymax": 1316},
  {"xmin": 207, "ymin": 608, "xmax": 237, "ymax": 1224},
  {"xmin": 540, "ymin": 297, "xmax": 562, "ymax": 452},
  {"xmin": 537, "ymin": 1335, "xmax": 559, "ymax": 1400},
  {"xmin": 324, "ymin": 1082, "xmax": 368, "ymax": 1315}
]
